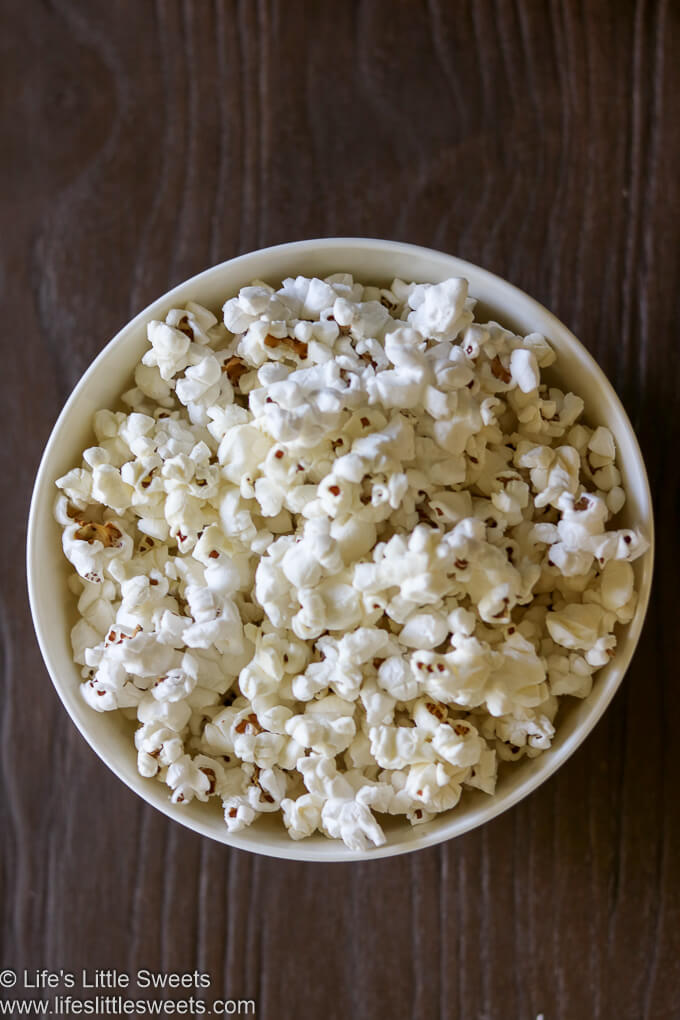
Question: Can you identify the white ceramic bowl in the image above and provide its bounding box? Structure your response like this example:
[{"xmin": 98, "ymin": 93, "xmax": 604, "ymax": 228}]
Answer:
[{"xmin": 27, "ymin": 239, "xmax": 654, "ymax": 861}]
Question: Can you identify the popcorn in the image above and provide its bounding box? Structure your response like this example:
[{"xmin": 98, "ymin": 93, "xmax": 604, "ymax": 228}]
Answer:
[
  {"xmin": 55, "ymin": 278, "xmax": 649, "ymax": 851},
  {"xmin": 510, "ymin": 348, "xmax": 540, "ymax": 393},
  {"xmin": 231, "ymin": 709, "xmax": 287, "ymax": 769},
  {"xmin": 407, "ymin": 278, "xmax": 472, "ymax": 340},
  {"xmin": 56, "ymin": 467, "xmax": 93, "ymax": 508},
  {"xmin": 248, "ymin": 766, "xmax": 288, "ymax": 811},
  {"xmin": 546, "ymin": 604, "xmax": 607, "ymax": 652},
  {"xmin": 465, "ymin": 746, "xmax": 498, "ymax": 795},
  {"xmin": 405, "ymin": 762, "xmax": 468, "ymax": 813},
  {"xmin": 91, "ymin": 465, "xmax": 134, "ymax": 514},
  {"xmin": 137, "ymin": 693, "xmax": 192, "ymax": 730},
  {"xmin": 606, "ymin": 486, "xmax": 626, "ymax": 516},
  {"xmin": 285, "ymin": 696, "xmax": 356, "ymax": 756},
  {"xmin": 218, "ymin": 424, "xmax": 273, "ymax": 483},
  {"xmin": 399, "ymin": 611, "xmax": 448, "ymax": 649},
  {"xmin": 599, "ymin": 560, "xmax": 635, "ymax": 612},
  {"xmin": 143, "ymin": 321, "xmax": 192, "ymax": 381},
  {"xmin": 358, "ymin": 679, "xmax": 396, "ymax": 726},
  {"xmin": 485, "ymin": 633, "xmax": 548, "ymax": 716},
  {"xmin": 175, "ymin": 352, "xmax": 222, "ymax": 407},
  {"xmin": 166, "ymin": 753, "xmax": 226, "ymax": 804},
  {"xmin": 135, "ymin": 722, "xmax": 184, "ymax": 776},
  {"xmin": 588, "ymin": 426, "xmax": 616, "ymax": 460},
  {"xmin": 320, "ymin": 796, "xmax": 387, "ymax": 852},
  {"xmin": 410, "ymin": 702, "xmax": 486, "ymax": 768},
  {"xmin": 376, "ymin": 655, "xmax": 419, "ymax": 701},
  {"xmin": 368, "ymin": 724, "xmax": 435, "ymax": 770},
  {"xmin": 281, "ymin": 793, "xmax": 323, "ymax": 840},
  {"xmin": 547, "ymin": 653, "xmax": 594, "ymax": 699}
]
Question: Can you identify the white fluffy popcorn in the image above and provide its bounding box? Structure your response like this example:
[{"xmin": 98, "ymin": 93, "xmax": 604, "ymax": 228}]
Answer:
[{"xmin": 55, "ymin": 272, "xmax": 649, "ymax": 851}]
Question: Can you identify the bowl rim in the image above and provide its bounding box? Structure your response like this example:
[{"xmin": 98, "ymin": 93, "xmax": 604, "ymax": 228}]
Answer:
[{"xmin": 27, "ymin": 237, "xmax": 655, "ymax": 861}]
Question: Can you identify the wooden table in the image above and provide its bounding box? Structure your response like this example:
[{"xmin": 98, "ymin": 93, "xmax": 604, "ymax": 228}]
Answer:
[{"xmin": 3, "ymin": 2, "xmax": 677, "ymax": 1017}]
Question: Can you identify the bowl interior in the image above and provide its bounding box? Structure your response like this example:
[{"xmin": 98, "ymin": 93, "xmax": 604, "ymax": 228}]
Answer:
[{"xmin": 27, "ymin": 239, "xmax": 654, "ymax": 861}]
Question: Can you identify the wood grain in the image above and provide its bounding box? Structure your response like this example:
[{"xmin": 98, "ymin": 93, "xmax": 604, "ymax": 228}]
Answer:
[{"xmin": 2, "ymin": 1, "xmax": 679, "ymax": 1017}]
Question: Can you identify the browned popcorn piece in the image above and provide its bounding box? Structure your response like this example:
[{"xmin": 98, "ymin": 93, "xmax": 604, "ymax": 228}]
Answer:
[
  {"xmin": 252, "ymin": 768, "xmax": 275, "ymax": 803},
  {"xmin": 105, "ymin": 624, "xmax": 142, "ymax": 646},
  {"xmin": 223, "ymin": 356, "xmax": 249, "ymax": 383},
  {"xmin": 234, "ymin": 713, "xmax": 263, "ymax": 736},
  {"xmin": 490, "ymin": 355, "xmax": 511, "ymax": 383},
  {"xmin": 200, "ymin": 767, "xmax": 217, "ymax": 794},
  {"xmin": 175, "ymin": 315, "xmax": 194, "ymax": 339},
  {"xmin": 264, "ymin": 334, "xmax": 308, "ymax": 359},
  {"xmin": 74, "ymin": 521, "xmax": 122, "ymax": 547},
  {"xmin": 426, "ymin": 701, "xmax": 448, "ymax": 722}
]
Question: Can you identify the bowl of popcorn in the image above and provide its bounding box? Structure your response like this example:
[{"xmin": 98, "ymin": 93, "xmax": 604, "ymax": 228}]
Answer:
[{"xmin": 27, "ymin": 238, "xmax": 653, "ymax": 860}]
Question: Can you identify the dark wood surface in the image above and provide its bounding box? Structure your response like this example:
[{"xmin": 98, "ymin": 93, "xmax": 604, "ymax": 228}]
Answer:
[{"xmin": 2, "ymin": 1, "xmax": 678, "ymax": 1017}]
